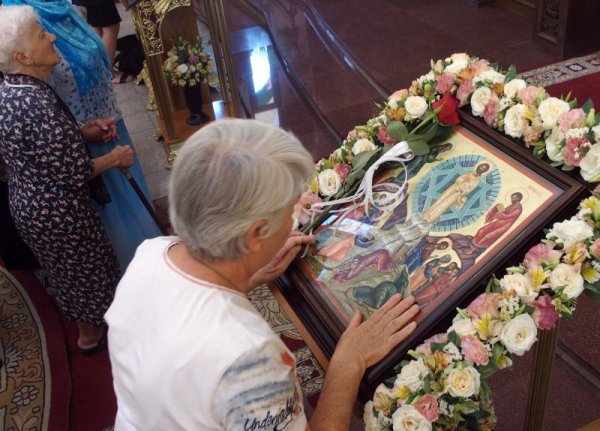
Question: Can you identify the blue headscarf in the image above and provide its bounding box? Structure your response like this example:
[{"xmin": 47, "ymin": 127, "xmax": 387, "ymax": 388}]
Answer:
[{"xmin": 3, "ymin": 0, "xmax": 110, "ymax": 95}]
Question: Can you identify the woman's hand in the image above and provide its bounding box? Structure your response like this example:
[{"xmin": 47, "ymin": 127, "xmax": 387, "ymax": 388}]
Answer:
[
  {"xmin": 333, "ymin": 294, "xmax": 419, "ymax": 372},
  {"xmin": 248, "ymin": 231, "xmax": 314, "ymax": 288},
  {"xmin": 81, "ymin": 118, "xmax": 118, "ymax": 142},
  {"xmin": 110, "ymin": 145, "xmax": 134, "ymax": 169}
]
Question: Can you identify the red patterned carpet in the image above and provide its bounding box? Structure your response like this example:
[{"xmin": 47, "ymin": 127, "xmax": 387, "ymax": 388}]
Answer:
[{"xmin": 0, "ymin": 266, "xmax": 70, "ymax": 431}]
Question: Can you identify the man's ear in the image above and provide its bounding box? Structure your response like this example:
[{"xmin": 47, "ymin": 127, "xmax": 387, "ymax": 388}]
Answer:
[
  {"xmin": 13, "ymin": 51, "xmax": 33, "ymax": 67},
  {"xmin": 245, "ymin": 219, "xmax": 268, "ymax": 253}
]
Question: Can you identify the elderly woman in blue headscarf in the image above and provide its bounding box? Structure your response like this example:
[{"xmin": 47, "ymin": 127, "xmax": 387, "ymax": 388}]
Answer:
[
  {"xmin": 0, "ymin": 5, "xmax": 133, "ymax": 353},
  {"xmin": 3, "ymin": 0, "xmax": 162, "ymax": 271}
]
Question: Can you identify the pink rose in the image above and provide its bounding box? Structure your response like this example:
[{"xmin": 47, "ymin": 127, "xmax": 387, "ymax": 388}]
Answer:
[
  {"xmin": 460, "ymin": 334, "xmax": 489, "ymax": 365},
  {"xmin": 531, "ymin": 294, "xmax": 560, "ymax": 330},
  {"xmin": 292, "ymin": 192, "xmax": 321, "ymax": 227},
  {"xmin": 467, "ymin": 293, "xmax": 501, "ymax": 319},
  {"xmin": 558, "ymin": 108, "xmax": 586, "ymax": 132},
  {"xmin": 524, "ymin": 243, "xmax": 563, "ymax": 269},
  {"xmin": 415, "ymin": 394, "xmax": 439, "ymax": 423},
  {"xmin": 456, "ymin": 79, "xmax": 474, "ymax": 107},
  {"xmin": 416, "ymin": 333, "xmax": 448, "ymax": 355},
  {"xmin": 436, "ymin": 74, "xmax": 455, "ymax": 94},
  {"xmin": 518, "ymin": 86, "xmax": 539, "ymax": 105},
  {"xmin": 483, "ymin": 92, "xmax": 500, "ymax": 126},
  {"xmin": 377, "ymin": 126, "xmax": 396, "ymax": 146},
  {"xmin": 590, "ymin": 238, "xmax": 600, "ymax": 259},
  {"xmin": 564, "ymin": 135, "xmax": 590, "ymax": 166},
  {"xmin": 333, "ymin": 163, "xmax": 352, "ymax": 183}
]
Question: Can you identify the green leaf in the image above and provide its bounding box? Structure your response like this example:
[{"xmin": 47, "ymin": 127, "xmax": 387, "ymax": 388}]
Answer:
[
  {"xmin": 431, "ymin": 342, "xmax": 446, "ymax": 353},
  {"xmin": 561, "ymin": 164, "xmax": 576, "ymax": 172},
  {"xmin": 408, "ymin": 139, "xmax": 430, "ymax": 156},
  {"xmin": 387, "ymin": 121, "xmax": 409, "ymax": 140},
  {"xmin": 418, "ymin": 123, "xmax": 439, "ymax": 143},
  {"xmin": 430, "ymin": 124, "xmax": 455, "ymax": 144},
  {"xmin": 343, "ymin": 169, "xmax": 365, "ymax": 192},
  {"xmin": 448, "ymin": 330, "xmax": 461, "ymax": 348},
  {"xmin": 505, "ymin": 64, "xmax": 517, "ymax": 82},
  {"xmin": 350, "ymin": 148, "xmax": 380, "ymax": 172},
  {"xmin": 582, "ymin": 98, "xmax": 595, "ymax": 115},
  {"xmin": 586, "ymin": 288, "xmax": 600, "ymax": 303}
]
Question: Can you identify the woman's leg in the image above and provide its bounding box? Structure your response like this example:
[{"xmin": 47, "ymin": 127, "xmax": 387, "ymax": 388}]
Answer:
[{"xmin": 101, "ymin": 23, "xmax": 120, "ymax": 66}]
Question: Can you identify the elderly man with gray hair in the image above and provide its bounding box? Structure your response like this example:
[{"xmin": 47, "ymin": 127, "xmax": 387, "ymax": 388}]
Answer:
[{"xmin": 106, "ymin": 118, "xmax": 419, "ymax": 430}]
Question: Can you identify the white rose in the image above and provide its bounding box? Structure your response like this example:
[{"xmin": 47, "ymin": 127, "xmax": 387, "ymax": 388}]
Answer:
[
  {"xmin": 538, "ymin": 97, "xmax": 570, "ymax": 129},
  {"xmin": 547, "ymin": 219, "xmax": 594, "ymax": 247},
  {"xmin": 500, "ymin": 273, "xmax": 537, "ymax": 303},
  {"xmin": 580, "ymin": 143, "xmax": 600, "ymax": 181},
  {"xmin": 592, "ymin": 125, "xmax": 600, "ymax": 144},
  {"xmin": 317, "ymin": 169, "xmax": 342, "ymax": 197},
  {"xmin": 504, "ymin": 79, "xmax": 527, "ymax": 98},
  {"xmin": 504, "ymin": 104, "xmax": 528, "ymax": 138},
  {"xmin": 448, "ymin": 316, "xmax": 477, "ymax": 337},
  {"xmin": 549, "ymin": 263, "xmax": 585, "ymax": 299},
  {"xmin": 545, "ymin": 127, "xmax": 565, "ymax": 162},
  {"xmin": 474, "ymin": 69, "xmax": 506, "ymax": 84},
  {"xmin": 470, "ymin": 87, "xmax": 492, "ymax": 117},
  {"xmin": 176, "ymin": 63, "xmax": 189, "ymax": 74},
  {"xmin": 404, "ymin": 96, "xmax": 428, "ymax": 119},
  {"xmin": 391, "ymin": 405, "xmax": 432, "ymax": 431},
  {"xmin": 394, "ymin": 358, "xmax": 429, "ymax": 392},
  {"xmin": 500, "ymin": 313, "xmax": 537, "ymax": 356},
  {"xmin": 352, "ymin": 138, "xmax": 376, "ymax": 155},
  {"xmin": 446, "ymin": 366, "xmax": 481, "ymax": 398}
]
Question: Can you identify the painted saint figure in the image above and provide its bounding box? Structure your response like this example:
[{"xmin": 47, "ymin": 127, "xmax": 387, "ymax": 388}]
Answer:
[
  {"xmin": 333, "ymin": 249, "xmax": 396, "ymax": 282},
  {"xmin": 421, "ymin": 163, "xmax": 491, "ymax": 224},
  {"xmin": 472, "ymin": 192, "xmax": 523, "ymax": 248}
]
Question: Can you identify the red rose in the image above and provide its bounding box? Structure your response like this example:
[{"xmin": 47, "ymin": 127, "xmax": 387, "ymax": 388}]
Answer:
[{"xmin": 432, "ymin": 92, "xmax": 460, "ymax": 125}]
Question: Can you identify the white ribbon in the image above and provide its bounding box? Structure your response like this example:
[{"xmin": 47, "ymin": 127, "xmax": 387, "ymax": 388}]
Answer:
[{"xmin": 308, "ymin": 140, "xmax": 414, "ymax": 232}]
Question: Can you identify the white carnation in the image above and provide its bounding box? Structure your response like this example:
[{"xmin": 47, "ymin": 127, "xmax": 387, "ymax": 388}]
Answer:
[
  {"xmin": 448, "ymin": 316, "xmax": 477, "ymax": 337},
  {"xmin": 499, "ymin": 273, "xmax": 537, "ymax": 303},
  {"xmin": 176, "ymin": 64, "xmax": 189, "ymax": 74},
  {"xmin": 404, "ymin": 96, "xmax": 428, "ymax": 119},
  {"xmin": 444, "ymin": 53, "xmax": 470, "ymax": 75},
  {"xmin": 538, "ymin": 97, "xmax": 570, "ymax": 129},
  {"xmin": 470, "ymin": 87, "xmax": 492, "ymax": 117},
  {"xmin": 504, "ymin": 103, "xmax": 528, "ymax": 138},
  {"xmin": 500, "ymin": 313, "xmax": 537, "ymax": 356},
  {"xmin": 547, "ymin": 219, "xmax": 594, "ymax": 247},
  {"xmin": 417, "ymin": 71, "xmax": 435, "ymax": 85}
]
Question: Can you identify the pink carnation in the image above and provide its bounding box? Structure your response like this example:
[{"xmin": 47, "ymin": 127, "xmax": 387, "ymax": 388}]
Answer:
[
  {"xmin": 590, "ymin": 238, "xmax": 600, "ymax": 259},
  {"xmin": 389, "ymin": 89, "xmax": 409, "ymax": 102},
  {"xmin": 531, "ymin": 294, "xmax": 560, "ymax": 330},
  {"xmin": 456, "ymin": 79, "xmax": 474, "ymax": 107},
  {"xmin": 558, "ymin": 108, "xmax": 586, "ymax": 132},
  {"xmin": 471, "ymin": 59, "xmax": 491, "ymax": 75},
  {"xmin": 436, "ymin": 74, "xmax": 455, "ymax": 94},
  {"xmin": 518, "ymin": 86, "xmax": 539, "ymax": 105},
  {"xmin": 415, "ymin": 394, "xmax": 439, "ymax": 423},
  {"xmin": 415, "ymin": 333, "xmax": 448, "ymax": 355},
  {"xmin": 564, "ymin": 135, "xmax": 590, "ymax": 166},
  {"xmin": 377, "ymin": 126, "xmax": 396, "ymax": 146},
  {"xmin": 461, "ymin": 334, "xmax": 489, "ymax": 365},
  {"xmin": 483, "ymin": 92, "xmax": 500, "ymax": 126},
  {"xmin": 524, "ymin": 242, "xmax": 563, "ymax": 269},
  {"xmin": 292, "ymin": 192, "xmax": 321, "ymax": 227},
  {"xmin": 467, "ymin": 293, "xmax": 501, "ymax": 319},
  {"xmin": 333, "ymin": 163, "xmax": 352, "ymax": 183},
  {"xmin": 188, "ymin": 54, "xmax": 198, "ymax": 64}
]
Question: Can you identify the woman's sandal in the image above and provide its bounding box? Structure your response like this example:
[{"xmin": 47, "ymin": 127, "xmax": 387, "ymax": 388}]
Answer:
[
  {"xmin": 111, "ymin": 72, "xmax": 134, "ymax": 84},
  {"xmin": 78, "ymin": 327, "xmax": 108, "ymax": 356}
]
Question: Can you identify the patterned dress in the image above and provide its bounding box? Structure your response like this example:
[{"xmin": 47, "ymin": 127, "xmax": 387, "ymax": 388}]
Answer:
[{"xmin": 0, "ymin": 74, "xmax": 120, "ymax": 326}]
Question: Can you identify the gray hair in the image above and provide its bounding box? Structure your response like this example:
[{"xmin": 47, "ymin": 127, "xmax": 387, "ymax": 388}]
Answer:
[
  {"xmin": 0, "ymin": 6, "xmax": 39, "ymax": 74},
  {"xmin": 169, "ymin": 118, "xmax": 314, "ymax": 260}
]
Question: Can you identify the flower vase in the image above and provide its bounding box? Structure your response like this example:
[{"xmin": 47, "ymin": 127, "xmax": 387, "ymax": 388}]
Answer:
[{"xmin": 182, "ymin": 84, "xmax": 210, "ymax": 126}]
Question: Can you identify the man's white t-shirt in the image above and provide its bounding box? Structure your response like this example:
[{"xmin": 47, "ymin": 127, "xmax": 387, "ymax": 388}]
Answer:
[{"xmin": 105, "ymin": 237, "xmax": 308, "ymax": 430}]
